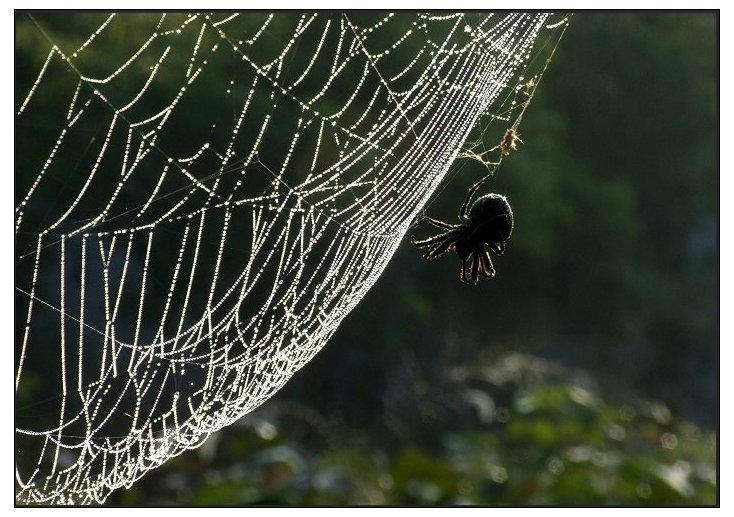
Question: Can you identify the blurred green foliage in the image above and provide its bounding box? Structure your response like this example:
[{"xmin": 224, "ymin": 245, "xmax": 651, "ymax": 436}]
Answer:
[
  {"xmin": 110, "ymin": 354, "xmax": 716, "ymax": 505},
  {"xmin": 16, "ymin": 12, "xmax": 717, "ymax": 505}
]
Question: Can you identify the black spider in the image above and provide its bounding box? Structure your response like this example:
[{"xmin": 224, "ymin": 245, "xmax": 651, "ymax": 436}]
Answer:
[{"xmin": 411, "ymin": 174, "xmax": 513, "ymax": 284}]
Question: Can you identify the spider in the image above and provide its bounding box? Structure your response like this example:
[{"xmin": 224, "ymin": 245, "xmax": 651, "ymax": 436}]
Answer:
[{"xmin": 412, "ymin": 174, "xmax": 513, "ymax": 284}]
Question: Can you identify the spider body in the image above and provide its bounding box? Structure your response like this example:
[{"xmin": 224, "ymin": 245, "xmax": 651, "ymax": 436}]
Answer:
[{"xmin": 412, "ymin": 175, "xmax": 513, "ymax": 284}]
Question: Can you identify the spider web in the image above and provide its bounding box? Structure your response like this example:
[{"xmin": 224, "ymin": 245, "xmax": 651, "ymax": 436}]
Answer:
[{"xmin": 15, "ymin": 12, "xmax": 568, "ymax": 504}]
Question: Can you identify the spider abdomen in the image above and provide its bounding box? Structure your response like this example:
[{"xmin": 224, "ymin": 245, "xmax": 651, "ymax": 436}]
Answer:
[{"xmin": 467, "ymin": 194, "xmax": 514, "ymax": 246}]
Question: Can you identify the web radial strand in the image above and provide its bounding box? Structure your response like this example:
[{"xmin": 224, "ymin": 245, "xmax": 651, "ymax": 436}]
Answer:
[{"xmin": 15, "ymin": 12, "xmax": 566, "ymax": 504}]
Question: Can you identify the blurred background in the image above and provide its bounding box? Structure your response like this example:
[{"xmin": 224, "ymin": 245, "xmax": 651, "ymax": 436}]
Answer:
[{"xmin": 17, "ymin": 12, "xmax": 717, "ymax": 505}]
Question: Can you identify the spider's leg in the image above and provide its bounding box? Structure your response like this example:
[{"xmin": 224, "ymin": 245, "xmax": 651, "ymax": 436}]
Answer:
[
  {"xmin": 470, "ymin": 251, "xmax": 481, "ymax": 284},
  {"xmin": 460, "ymin": 256, "xmax": 471, "ymax": 283},
  {"xmin": 424, "ymin": 236, "xmax": 457, "ymax": 260},
  {"xmin": 424, "ymin": 216, "xmax": 454, "ymax": 230},
  {"xmin": 411, "ymin": 229, "xmax": 459, "ymax": 248},
  {"xmin": 459, "ymin": 172, "xmax": 494, "ymax": 220},
  {"xmin": 479, "ymin": 249, "xmax": 496, "ymax": 278},
  {"xmin": 488, "ymin": 235, "xmax": 506, "ymax": 255}
]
